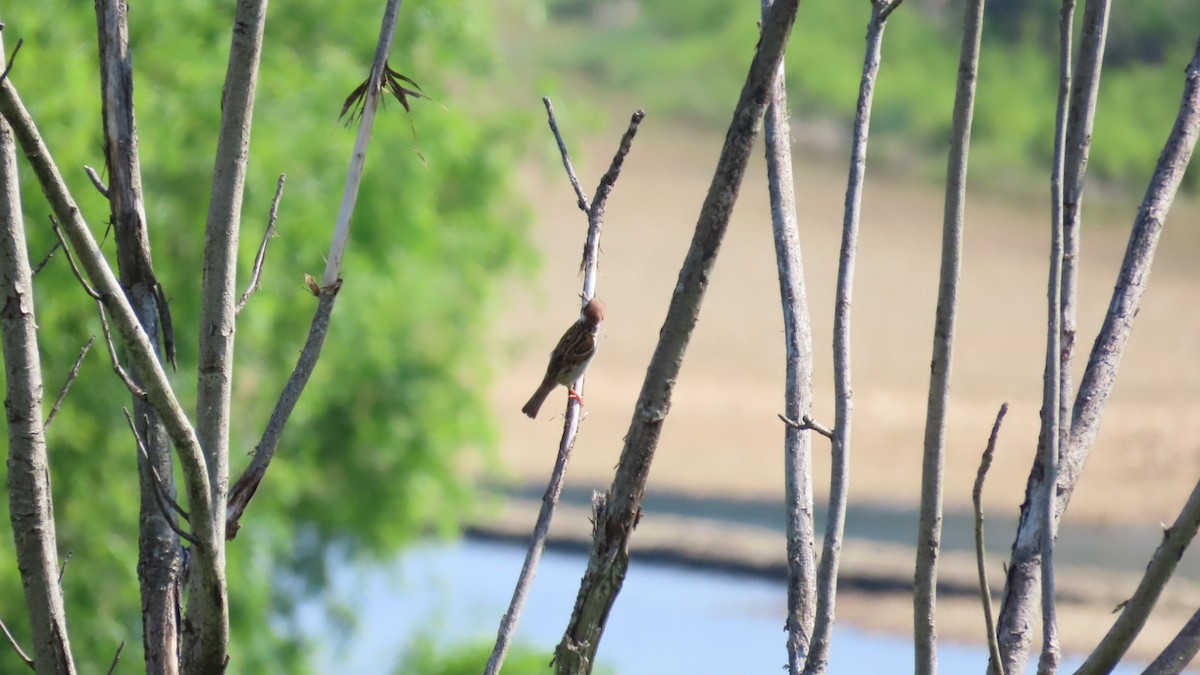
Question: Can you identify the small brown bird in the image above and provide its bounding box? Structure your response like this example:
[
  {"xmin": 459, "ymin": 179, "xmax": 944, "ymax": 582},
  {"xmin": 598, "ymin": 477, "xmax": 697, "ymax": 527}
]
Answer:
[{"xmin": 521, "ymin": 298, "xmax": 605, "ymax": 419}]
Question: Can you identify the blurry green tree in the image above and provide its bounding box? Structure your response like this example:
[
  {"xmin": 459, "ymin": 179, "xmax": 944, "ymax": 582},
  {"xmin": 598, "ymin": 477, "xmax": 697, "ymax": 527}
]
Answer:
[{"xmin": 1, "ymin": 1, "xmax": 533, "ymax": 671}]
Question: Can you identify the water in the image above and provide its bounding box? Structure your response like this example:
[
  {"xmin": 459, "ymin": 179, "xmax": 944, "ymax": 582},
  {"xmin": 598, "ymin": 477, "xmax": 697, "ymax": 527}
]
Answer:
[{"xmin": 298, "ymin": 539, "xmax": 1155, "ymax": 674}]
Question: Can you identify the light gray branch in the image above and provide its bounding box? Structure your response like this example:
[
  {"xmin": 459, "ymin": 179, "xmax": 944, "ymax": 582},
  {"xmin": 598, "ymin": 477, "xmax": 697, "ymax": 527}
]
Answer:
[
  {"xmin": 484, "ymin": 103, "xmax": 642, "ymax": 675},
  {"xmin": 553, "ymin": 3, "xmax": 800, "ymax": 672},
  {"xmin": 0, "ymin": 62, "xmax": 218, "ymax": 658},
  {"xmin": 806, "ymin": 6, "xmax": 901, "ymax": 674},
  {"xmin": 0, "ymin": 69, "xmax": 77, "ymax": 675},
  {"xmin": 913, "ymin": 0, "xmax": 983, "ymax": 671},
  {"xmin": 759, "ymin": 2, "xmax": 815, "ymax": 671}
]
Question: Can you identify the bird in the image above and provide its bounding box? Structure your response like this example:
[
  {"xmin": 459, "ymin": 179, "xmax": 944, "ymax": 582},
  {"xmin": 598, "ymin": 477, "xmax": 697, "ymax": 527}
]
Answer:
[{"xmin": 521, "ymin": 298, "xmax": 605, "ymax": 419}]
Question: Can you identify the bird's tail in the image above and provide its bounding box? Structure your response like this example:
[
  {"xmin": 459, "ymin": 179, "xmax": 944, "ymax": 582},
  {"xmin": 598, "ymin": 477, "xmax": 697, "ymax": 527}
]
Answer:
[{"xmin": 521, "ymin": 379, "xmax": 558, "ymax": 419}]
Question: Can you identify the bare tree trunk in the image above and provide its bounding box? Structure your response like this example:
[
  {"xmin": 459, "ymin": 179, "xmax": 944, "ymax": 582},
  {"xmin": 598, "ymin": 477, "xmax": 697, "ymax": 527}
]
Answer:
[
  {"xmin": 760, "ymin": 0, "xmax": 816, "ymax": 669},
  {"xmin": 0, "ymin": 78, "xmax": 77, "ymax": 675},
  {"xmin": 553, "ymin": 2, "xmax": 799, "ymax": 672},
  {"xmin": 912, "ymin": 0, "xmax": 984, "ymax": 670},
  {"xmin": 94, "ymin": 4, "xmax": 183, "ymax": 671}
]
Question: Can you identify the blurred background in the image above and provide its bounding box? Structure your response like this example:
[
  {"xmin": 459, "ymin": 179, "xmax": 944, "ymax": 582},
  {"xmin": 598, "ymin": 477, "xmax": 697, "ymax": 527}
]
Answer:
[{"xmin": 1, "ymin": 0, "xmax": 1198, "ymax": 672}]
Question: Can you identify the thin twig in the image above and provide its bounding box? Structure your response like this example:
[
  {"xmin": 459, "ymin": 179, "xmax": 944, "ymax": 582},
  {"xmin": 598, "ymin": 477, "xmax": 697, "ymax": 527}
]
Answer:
[
  {"xmin": 57, "ymin": 551, "xmax": 71, "ymax": 586},
  {"xmin": 779, "ymin": 414, "xmax": 833, "ymax": 440},
  {"xmin": 236, "ymin": 173, "xmax": 285, "ymax": 316},
  {"xmin": 0, "ymin": 617, "xmax": 34, "ymax": 671},
  {"xmin": 1143, "ymin": 606, "xmax": 1200, "ymax": 673},
  {"xmin": 83, "ymin": 165, "xmax": 109, "ymax": 199},
  {"xmin": 97, "ymin": 303, "xmax": 145, "ymax": 398},
  {"xmin": 974, "ymin": 403, "xmax": 1008, "ymax": 675},
  {"xmin": 124, "ymin": 409, "xmax": 196, "ymax": 545},
  {"xmin": 0, "ymin": 38, "xmax": 22, "ymax": 86},
  {"xmin": 50, "ymin": 217, "xmax": 99, "ymax": 299},
  {"xmin": 485, "ymin": 102, "xmax": 642, "ymax": 675},
  {"xmin": 105, "ymin": 640, "xmax": 125, "ymax": 675},
  {"xmin": 43, "ymin": 336, "xmax": 95, "ymax": 431},
  {"xmin": 542, "ymin": 97, "xmax": 590, "ymax": 213},
  {"xmin": 30, "ymin": 240, "xmax": 62, "ymax": 276}
]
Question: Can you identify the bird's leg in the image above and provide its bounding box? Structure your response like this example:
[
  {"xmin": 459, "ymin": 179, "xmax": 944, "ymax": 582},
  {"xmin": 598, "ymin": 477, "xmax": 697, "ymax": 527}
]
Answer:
[{"xmin": 567, "ymin": 388, "xmax": 585, "ymax": 406}]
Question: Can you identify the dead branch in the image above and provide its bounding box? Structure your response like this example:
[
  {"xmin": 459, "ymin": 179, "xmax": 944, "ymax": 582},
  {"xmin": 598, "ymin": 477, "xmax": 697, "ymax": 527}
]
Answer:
[
  {"xmin": 974, "ymin": 404, "xmax": 1008, "ymax": 675},
  {"xmin": 235, "ymin": 173, "xmax": 286, "ymax": 316},
  {"xmin": 541, "ymin": 97, "xmax": 589, "ymax": 213},
  {"xmin": 0, "ymin": 617, "xmax": 33, "ymax": 671},
  {"xmin": 43, "ymin": 336, "xmax": 95, "ymax": 431},
  {"xmin": 912, "ymin": 0, "xmax": 984, "ymax": 669}
]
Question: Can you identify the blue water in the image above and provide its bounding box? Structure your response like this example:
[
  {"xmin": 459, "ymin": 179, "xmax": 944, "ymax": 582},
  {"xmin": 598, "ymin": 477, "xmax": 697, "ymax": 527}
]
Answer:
[{"xmin": 298, "ymin": 539, "xmax": 1151, "ymax": 674}]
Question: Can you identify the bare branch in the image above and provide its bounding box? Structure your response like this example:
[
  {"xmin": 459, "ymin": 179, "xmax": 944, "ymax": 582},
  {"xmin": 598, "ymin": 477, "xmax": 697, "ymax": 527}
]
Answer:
[
  {"xmin": 553, "ymin": 3, "xmax": 800, "ymax": 671},
  {"xmin": 83, "ymin": 165, "xmax": 109, "ymax": 199},
  {"xmin": 974, "ymin": 404, "xmax": 1008, "ymax": 675},
  {"xmin": 779, "ymin": 414, "xmax": 833, "ymax": 440},
  {"xmin": 56, "ymin": 551, "xmax": 71, "ymax": 586},
  {"xmin": 0, "ymin": 38, "xmax": 22, "ymax": 87},
  {"xmin": 227, "ymin": 283, "xmax": 340, "ymax": 538},
  {"xmin": 321, "ymin": 0, "xmax": 405, "ymax": 288},
  {"xmin": 804, "ymin": 4, "xmax": 904, "ymax": 673},
  {"xmin": 759, "ymin": 7, "xmax": 817, "ymax": 666},
  {"xmin": 43, "ymin": 336, "xmax": 95, "ymax": 431},
  {"xmin": 913, "ymin": 0, "xmax": 984, "ymax": 669},
  {"xmin": 0, "ymin": 66, "xmax": 77, "ymax": 673},
  {"xmin": 49, "ymin": 218, "xmax": 99, "ymax": 300},
  {"xmin": 105, "ymin": 641, "xmax": 125, "ymax": 675},
  {"xmin": 229, "ymin": 0, "xmax": 408, "ymax": 540},
  {"xmin": 30, "ymin": 240, "xmax": 61, "ymax": 276},
  {"xmin": 236, "ymin": 173, "xmax": 286, "ymax": 316},
  {"xmin": 1144, "ymin": 607, "xmax": 1200, "ymax": 674},
  {"xmin": 0, "ymin": 617, "xmax": 34, "ymax": 671},
  {"xmin": 125, "ymin": 410, "xmax": 197, "ymax": 547},
  {"xmin": 1076, "ymin": 474, "xmax": 1200, "ymax": 673},
  {"xmin": 542, "ymin": 97, "xmax": 590, "ymax": 213},
  {"xmin": 95, "ymin": 302, "xmax": 145, "ymax": 398},
  {"xmin": 484, "ymin": 103, "xmax": 641, "ymax": 675}
]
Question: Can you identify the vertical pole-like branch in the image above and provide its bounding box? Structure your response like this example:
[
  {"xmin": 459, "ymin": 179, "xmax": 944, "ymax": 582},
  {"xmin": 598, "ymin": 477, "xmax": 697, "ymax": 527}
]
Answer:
[
  {"xmin": 1058, "ymin": 0, "xmax": 1110, "ymax": 465},
  {"xmin": 185, "ymin": 0, "xmax": 268, "ymax": 669},
  {"xmin": 996, "ymin": 37, "xmax": 1200, "ymax": 675},
  {"xmin": 1037, "ymin": 3, "xmax": 1076, "ymax": 673},
  {"xmin": 913, "ymin": 0, "xmax": 983, "ymax": 671},
  {"xmin": 484, "ymin": 104, "xmax": 642, "ymax": 675},
  {"xmin": 802, "ymin": 3, "xmax": 901, "ymax": 674},
  {"xmin": 93, "ymin": 3, "xmax": 185, "ymax": 671},
  {"xmin": 760, "ymin": 1, "xmax": 816, "ymax": 671},
  {"xmin": 553, "ymin": 2, "xmax": 799, "ymax": 672},
  {"xmin": 0, "ymin": 50, "xmax": 77, "ymax": 675}
]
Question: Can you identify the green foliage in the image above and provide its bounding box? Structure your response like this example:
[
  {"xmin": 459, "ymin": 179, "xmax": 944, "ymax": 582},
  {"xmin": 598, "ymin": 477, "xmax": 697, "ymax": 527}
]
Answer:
[
  {"xmin": 546, "ymin": 0, "xmax": 1199, "ymax": 191},
  {"xmin": 393, "ymin": 637, "xmax": 557, "ymax": 675},
  {"xmin": 1, "ymin": 0, "xmax": 534, "ymax": 672}
]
